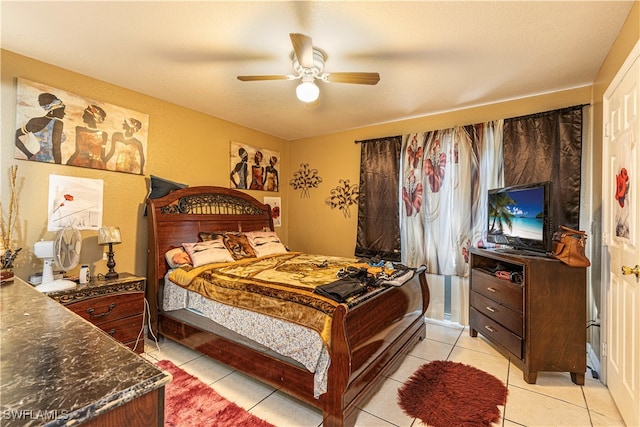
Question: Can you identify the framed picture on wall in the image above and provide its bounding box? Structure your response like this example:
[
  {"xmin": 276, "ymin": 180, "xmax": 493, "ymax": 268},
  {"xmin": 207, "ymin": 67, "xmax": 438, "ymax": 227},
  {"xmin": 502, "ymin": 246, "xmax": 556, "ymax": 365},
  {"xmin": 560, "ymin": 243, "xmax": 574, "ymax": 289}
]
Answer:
[
  {"xmin": 230, "ymin": 141, "xmax": 280, "ymax": 192},
  {"xmin": 264, "ymin": 196, "xmax": 282, "ymax": 227},
  {"xmin": 15, "ymin": 78, "xmax": 149, "ymax": 175},
  {"xmin": 48, "ymin": 174, "xmax": 104, "ymax": 231}
]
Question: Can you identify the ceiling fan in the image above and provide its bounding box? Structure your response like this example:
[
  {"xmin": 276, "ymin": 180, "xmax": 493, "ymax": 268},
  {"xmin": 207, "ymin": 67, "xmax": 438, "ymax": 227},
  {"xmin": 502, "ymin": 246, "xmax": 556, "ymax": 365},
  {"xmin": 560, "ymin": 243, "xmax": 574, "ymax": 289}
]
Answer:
[{"xmin": 237, "ymin": 33, "xmax": 380, "ymax": 103}]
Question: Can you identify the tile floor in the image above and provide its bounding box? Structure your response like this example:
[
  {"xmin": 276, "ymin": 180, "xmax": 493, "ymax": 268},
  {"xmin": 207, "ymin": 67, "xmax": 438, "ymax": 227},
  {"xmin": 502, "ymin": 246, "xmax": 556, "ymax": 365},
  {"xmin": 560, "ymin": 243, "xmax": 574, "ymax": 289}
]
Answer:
[{"xmin": 142, "ymin": 319, "xmax": 627, "ymax": 426}]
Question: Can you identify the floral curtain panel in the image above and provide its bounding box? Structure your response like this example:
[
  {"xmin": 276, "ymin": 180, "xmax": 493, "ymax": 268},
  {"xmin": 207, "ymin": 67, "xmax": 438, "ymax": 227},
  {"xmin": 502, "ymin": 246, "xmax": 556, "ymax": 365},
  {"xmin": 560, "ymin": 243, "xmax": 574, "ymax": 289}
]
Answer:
[
  {"xmin": 399, "ymin": 128, "xmax": 474, "ymax": 275},
  {"xmin": 399, "ymin": 122, "xmax": 503, "ymax": 324},
  {"xmin": 469, "ymin": 121, "xmax": 505, "ymax": 248}
]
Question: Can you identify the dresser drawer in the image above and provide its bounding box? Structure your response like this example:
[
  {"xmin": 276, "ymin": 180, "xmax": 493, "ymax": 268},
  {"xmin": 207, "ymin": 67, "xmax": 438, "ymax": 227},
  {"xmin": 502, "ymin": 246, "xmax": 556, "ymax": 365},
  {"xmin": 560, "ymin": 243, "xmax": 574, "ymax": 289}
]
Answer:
[
  {"xmin": 67, "ymin": 293, "xmax": 144, "ymax": 326},
  {"xmin": 471, "ymin": 270, "xmax": 523, "ymax": 312},
  {"xmin": 470, "ymin": 291, "xmax": 523, "ymax": 336},
  {"xmin": 99, "ymin": 314, "xmax": 143, "ymax": 344},
  {"xmin": 470, "ymin": 307, "xmax": 522, "ymax": 359}
]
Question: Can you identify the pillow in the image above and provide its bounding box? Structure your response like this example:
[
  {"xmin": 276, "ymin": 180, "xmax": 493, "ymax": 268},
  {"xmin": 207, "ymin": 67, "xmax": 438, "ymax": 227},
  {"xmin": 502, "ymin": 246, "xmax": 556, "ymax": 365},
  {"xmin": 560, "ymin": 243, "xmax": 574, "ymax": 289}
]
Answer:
[
  {"xmin": 182, "ymin": 239, "xmax": 234, "ymax": 267},
  {"xmin": 149, "ymin": 175, "xmax": 188, "ymax": 199},
  {"xmin": 221, "ymin": 232, "xmax": 256, "ymax": 260},
  {"xmin": 198, "ymin": 231, "xmax": 256, "ymax": 260},
  {"xmin": 199, "ymin": 231, "xmax": 222, "ymax": 242},
  {"xmin": 144, "ymin": 175, "xmax": 188, "ymax": 216},
  {"xmin": 244, "ymin": 230, "xmax": 287, "ymax": 257},
  {"xmin": 164, "ymin": 247, "xmax": 192, "ymax": 268}
]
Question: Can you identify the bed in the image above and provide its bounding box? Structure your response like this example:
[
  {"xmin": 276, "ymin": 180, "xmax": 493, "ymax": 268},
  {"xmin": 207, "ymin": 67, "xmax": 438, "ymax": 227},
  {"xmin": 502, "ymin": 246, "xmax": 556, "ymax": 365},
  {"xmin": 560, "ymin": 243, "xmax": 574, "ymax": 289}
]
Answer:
[{"xmin": 146, "ymin": 186, "xmax": 430, "ymax": 427}]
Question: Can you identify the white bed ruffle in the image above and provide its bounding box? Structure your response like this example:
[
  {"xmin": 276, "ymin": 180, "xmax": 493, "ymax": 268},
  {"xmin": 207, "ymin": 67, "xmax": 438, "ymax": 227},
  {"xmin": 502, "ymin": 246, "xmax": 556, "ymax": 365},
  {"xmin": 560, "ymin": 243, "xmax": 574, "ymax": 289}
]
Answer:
[{"xmin": 162, "ymin": 271, "xmax": 330, "ymax": 398}]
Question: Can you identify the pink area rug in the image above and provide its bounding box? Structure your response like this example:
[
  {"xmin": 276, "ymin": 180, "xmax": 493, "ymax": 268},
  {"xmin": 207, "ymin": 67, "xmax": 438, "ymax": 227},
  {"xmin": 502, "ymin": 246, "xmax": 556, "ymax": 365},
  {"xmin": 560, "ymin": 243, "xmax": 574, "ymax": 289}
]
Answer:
[
  {"xmin": 157, "ymin": 360, "xmax": 274, "ymax": 427},
  {"xmin": 398, "ymin": 360, "xmax": 508, "ymax": 427}
]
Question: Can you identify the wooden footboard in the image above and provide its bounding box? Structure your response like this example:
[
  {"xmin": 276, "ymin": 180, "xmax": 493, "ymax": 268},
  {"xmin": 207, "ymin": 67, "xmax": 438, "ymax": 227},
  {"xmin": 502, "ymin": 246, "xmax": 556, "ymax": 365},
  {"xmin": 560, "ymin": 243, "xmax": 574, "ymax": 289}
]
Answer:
[
  {"xmin": 325, "ymin": 271, "xmax": 429, "ymax": 426},
  {"xmin": 146, "ymin": 186, "xmax": 430, "ymax": 426},
  {"xmin": 156, "ymin": 272, "xmax": 428, "ymax": 427}
]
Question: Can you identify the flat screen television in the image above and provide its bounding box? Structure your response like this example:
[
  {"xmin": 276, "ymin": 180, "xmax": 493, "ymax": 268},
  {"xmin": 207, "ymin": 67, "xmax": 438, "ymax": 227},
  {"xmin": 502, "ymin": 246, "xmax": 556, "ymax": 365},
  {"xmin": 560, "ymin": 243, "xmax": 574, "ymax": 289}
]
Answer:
[{"xmin": 487, "ymin": 181, "xmax": 553, "ymax": 254}]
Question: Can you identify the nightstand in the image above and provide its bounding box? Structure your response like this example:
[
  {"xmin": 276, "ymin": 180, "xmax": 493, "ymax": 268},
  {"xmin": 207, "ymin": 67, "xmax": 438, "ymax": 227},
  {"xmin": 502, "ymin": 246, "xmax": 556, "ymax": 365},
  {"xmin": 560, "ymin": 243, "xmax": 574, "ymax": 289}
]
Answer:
[{"xmin": 46, "ymin": 273, "xmax": 146, "ymax": 354}]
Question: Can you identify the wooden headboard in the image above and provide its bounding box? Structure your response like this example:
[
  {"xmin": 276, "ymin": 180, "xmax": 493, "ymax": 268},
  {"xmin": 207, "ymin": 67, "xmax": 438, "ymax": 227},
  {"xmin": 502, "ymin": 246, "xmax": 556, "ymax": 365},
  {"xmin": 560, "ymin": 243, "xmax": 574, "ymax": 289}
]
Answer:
[{"xmin": 146, "ymin": 186, "xmax": 274, "ymax": 330}]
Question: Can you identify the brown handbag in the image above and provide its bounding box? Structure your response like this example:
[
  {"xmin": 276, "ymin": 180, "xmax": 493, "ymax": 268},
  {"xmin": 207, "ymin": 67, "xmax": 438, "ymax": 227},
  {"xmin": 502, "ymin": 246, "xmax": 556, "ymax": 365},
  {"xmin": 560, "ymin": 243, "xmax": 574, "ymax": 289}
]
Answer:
[{"xmin": 548, "ymin": 225, "xmax": 591, "ymax": 267}]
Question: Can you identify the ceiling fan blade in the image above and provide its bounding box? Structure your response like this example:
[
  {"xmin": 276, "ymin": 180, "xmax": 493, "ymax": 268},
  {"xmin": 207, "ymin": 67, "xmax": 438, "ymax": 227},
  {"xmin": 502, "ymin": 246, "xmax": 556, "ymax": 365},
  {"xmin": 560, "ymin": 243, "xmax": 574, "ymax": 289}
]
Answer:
[
  {"xmin": 237, "ymin": 75, "xmax": 290, "ymax": 81},
  {"xmin": 290, "ymin": 33, "xmax": 314, "ymax": 69},
  {"xmin": 325, "ymin": 72, "xmax": 380, "ymax": 85}
]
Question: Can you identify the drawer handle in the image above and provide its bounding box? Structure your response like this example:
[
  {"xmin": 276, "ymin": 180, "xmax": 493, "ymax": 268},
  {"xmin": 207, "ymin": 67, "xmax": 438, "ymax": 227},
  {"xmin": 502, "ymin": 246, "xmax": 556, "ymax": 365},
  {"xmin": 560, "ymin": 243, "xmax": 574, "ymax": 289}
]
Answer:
[
  {"xmin": 486, "ymin": 287, "xmax": 497, "ymax": 293},
  {"xmin": 87, "ymin": 303, "xmax": 116, "ymax": 319},
  {"xmin": 486, "ymin": 306, "xmax": 496, "ymax": 313},
  {"xmin": 484, "ymin": 325, "xmax": 497, "ymax": 333},
  {"xmin": 108, "ymin": 328, "xmax": 116, "ymax": 336}
]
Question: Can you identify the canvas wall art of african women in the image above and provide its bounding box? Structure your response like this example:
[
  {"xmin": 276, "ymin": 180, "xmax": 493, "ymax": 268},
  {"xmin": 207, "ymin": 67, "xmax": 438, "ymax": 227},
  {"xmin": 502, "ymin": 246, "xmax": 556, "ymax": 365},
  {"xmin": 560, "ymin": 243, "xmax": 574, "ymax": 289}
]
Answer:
[
  {"xmin": 230, "ymin": 141, "xmax": 280, "ymax": 192},
  {"xmin": 15, "ymin": 78, "xmax": 149, "ymax": 175}
]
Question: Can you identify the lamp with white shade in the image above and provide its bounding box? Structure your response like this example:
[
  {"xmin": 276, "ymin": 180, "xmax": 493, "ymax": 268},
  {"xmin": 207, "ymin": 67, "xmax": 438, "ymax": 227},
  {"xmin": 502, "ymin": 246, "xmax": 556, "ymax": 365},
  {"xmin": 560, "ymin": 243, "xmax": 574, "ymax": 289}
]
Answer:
[{"xmin": 98, "ymin": 226, "xmax": 121, "ymax": 279}]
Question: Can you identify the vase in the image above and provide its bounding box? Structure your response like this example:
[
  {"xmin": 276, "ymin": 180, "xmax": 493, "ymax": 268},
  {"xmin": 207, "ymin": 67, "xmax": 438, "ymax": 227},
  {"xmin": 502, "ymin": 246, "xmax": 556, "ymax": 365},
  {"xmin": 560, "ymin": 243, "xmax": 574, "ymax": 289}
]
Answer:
[{"xmin": 0, "ymin": 268, "xmax": 15, "ymax": 284}]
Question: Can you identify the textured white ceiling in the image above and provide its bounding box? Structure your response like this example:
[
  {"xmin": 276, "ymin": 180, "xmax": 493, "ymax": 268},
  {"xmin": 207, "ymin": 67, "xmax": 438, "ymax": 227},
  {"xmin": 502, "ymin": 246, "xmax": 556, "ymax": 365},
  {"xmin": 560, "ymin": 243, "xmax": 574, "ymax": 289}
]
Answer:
[{"xmin": 1, "ymin": 1, "xmax": 634, "ymax": 140}]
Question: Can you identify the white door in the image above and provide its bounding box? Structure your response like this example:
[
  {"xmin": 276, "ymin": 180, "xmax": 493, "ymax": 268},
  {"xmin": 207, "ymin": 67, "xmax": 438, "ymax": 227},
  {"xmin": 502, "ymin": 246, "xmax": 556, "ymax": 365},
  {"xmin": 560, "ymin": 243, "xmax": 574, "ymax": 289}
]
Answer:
[{"xmin": 603, "ymin": 40, "xmax": 640, "ymax": 427}]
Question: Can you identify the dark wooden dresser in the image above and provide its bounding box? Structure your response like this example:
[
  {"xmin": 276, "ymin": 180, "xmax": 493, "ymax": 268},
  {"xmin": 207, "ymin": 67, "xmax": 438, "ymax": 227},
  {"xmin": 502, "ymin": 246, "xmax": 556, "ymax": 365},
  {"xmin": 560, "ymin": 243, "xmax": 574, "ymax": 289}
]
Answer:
[
  {"xmin": 469, "ymin": 248, "xmax": 587, "ymax": 385},
  {"xmin": 46, "ymin": 273, "xmax": 146, "ymax": 354}
]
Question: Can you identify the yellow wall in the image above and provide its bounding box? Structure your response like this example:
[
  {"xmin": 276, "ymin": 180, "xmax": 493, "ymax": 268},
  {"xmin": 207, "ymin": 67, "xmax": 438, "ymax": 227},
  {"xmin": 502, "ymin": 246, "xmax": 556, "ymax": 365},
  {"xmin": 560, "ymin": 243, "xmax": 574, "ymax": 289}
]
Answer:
[
  {"xmin": 3, "ymin": 0, "xmax": 639, "ymax": 281},
  {"xmin": 287, "ymin": 2, "xmax": 640, "ymax": 260},
  {"xmin": 287, "ymin": 88, "xmax": 592, "ymax": 257},
  {"xmin": 1, "ymin": 50, "xmax": 287, "ymax": 281}
]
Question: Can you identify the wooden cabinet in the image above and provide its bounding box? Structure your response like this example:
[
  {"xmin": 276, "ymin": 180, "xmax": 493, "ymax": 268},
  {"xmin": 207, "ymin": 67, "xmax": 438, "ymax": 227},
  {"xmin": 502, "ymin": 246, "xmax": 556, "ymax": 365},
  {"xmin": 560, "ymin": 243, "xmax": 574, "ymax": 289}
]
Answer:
[
  {"xmin": 469, "ymin": 248, "xmax": 587, "ymax": 385},
  {"xmin": 47, "ymin": 273, "xmax": 146, "ymax": 354}
]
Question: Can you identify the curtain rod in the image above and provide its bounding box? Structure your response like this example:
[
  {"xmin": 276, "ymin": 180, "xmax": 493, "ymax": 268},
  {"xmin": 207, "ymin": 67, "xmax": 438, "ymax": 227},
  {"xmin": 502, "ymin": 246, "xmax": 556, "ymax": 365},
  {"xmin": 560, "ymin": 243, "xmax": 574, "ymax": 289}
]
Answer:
[
  {"xmin": 504, "ymin": 104, "xmax": 588, "ymax": 123},
  {"xmin": 354, "ymin": 104, "xmax": 589, "ymax": 142},
  {"xmin": 354, "ymin": 135, "xmax": 402, "ymax": 144}
]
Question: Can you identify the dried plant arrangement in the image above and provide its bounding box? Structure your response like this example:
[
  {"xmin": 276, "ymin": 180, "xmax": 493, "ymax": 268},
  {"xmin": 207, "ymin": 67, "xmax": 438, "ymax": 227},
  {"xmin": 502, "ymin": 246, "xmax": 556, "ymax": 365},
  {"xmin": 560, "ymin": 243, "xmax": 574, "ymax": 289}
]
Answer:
[{"xmin": 1, "ymin": 165, "xmax": 21, "ymax": 269}]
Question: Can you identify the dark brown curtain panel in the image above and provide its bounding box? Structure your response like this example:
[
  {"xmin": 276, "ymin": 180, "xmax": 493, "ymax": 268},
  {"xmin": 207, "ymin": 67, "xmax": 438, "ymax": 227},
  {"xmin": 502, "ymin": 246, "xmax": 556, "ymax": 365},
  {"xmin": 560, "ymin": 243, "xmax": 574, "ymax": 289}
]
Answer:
[
  {"xmin": 503, "ymin": 105, "xmax": 584, "ymax": 230},
  {"xmin": 355, "ymin": 136, "xmax": 402, "ymax": 261}
]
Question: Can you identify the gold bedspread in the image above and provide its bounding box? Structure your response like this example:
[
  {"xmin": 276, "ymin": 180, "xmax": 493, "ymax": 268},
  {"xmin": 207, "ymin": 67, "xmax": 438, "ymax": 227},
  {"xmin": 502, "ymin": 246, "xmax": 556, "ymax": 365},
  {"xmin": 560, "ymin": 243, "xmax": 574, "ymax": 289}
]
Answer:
[{"xmin": 168, "ymin": 252, "xmax": 359, "ymax": 346}]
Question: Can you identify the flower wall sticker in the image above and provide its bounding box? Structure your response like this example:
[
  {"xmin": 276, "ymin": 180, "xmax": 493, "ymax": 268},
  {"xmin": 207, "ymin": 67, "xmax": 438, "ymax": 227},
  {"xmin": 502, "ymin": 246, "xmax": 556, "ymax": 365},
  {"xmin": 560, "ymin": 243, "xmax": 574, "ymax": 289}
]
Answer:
[
  {"xmin": 325, "ymin": 179, "xmax": 359, "ymax": 218},
  {"xmin": 614, "ymin": 166, "xmax": 631, "ymax": 240},
  {"xmin": 289, "ymin": 163, "xmax": 323, "ymax": 198},
  {"xmin": 615, "ymin": 167, "xmax": 629, "ymax": 207}
]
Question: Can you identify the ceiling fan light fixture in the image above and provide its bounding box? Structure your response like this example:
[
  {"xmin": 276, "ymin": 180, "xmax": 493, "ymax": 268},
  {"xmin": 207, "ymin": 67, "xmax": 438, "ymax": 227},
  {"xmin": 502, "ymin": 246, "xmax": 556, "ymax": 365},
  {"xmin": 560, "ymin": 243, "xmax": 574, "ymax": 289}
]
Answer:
[
  {"xmin": 296, "ymin": 80, "xmax": 320, "ymax": 103},
  {"xmin": 237, "ymin": 33, "xmax": 379, "ymax": 102}
]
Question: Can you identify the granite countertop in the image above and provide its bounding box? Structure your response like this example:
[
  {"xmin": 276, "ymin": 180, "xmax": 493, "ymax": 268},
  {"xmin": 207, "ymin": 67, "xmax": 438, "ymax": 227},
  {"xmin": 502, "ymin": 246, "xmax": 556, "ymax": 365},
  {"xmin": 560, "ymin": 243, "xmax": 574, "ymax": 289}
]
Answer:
[{"xmin": 0, "ymin": 278, "xmax": 171, "ymax": 426}]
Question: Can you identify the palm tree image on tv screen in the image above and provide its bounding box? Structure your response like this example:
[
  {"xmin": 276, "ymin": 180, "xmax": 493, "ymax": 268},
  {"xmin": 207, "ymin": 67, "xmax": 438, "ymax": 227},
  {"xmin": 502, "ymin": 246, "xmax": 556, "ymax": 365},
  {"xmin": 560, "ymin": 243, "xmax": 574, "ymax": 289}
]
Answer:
[{"xmin": 488, "ymin": 186, "xmax": 545, "ymax": 244}]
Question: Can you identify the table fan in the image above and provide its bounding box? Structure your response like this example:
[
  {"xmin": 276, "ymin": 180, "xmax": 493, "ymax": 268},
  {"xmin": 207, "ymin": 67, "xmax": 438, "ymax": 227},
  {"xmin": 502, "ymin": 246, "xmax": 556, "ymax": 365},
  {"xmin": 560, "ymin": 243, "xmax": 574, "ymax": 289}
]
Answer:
[{"xmin": 34, "ymin": 226, "xmax": 81, "ymax": 292}]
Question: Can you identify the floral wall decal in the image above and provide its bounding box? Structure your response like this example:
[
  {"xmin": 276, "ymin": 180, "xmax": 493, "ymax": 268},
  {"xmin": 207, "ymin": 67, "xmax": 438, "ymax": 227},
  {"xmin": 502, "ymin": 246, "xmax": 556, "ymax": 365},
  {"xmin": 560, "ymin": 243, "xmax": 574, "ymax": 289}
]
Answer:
[
  {"xmin": 614, "ymin": 166, "xmax": 631, "ymax": 239},
  {"xmin": 289, "ymin": 163, "xmax": 322, "ymax": 198},
  {"xmin": 325, "ymin": 179, "xmax": 359, "ymax": 218},
  {"xmin": 615, "ymin": 167, "xmax": 629, "ymax": 208}
]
